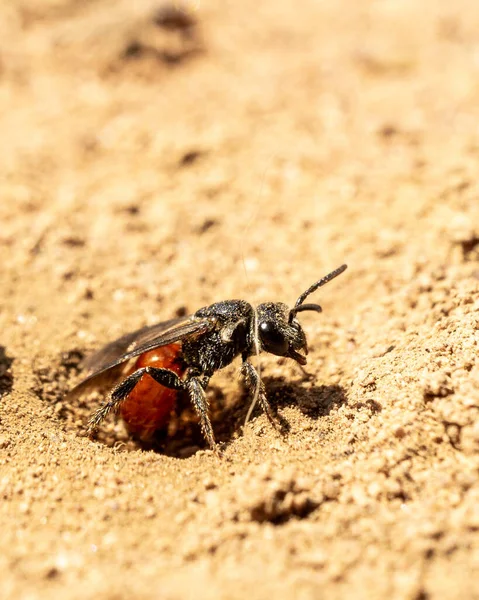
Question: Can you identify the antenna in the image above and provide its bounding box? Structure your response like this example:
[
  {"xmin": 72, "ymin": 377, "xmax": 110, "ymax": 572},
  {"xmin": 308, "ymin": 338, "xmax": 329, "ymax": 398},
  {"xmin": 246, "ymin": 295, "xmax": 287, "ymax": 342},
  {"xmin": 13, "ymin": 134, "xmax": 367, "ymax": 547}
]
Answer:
[{"xmin": 289, "ymin": 264, "xmax": 347, "ymax": 321}]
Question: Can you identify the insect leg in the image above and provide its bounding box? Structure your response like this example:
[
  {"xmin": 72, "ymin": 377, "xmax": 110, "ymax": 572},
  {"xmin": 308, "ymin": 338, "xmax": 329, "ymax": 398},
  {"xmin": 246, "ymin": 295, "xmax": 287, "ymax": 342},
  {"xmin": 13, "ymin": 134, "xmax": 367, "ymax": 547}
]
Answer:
[
  {"xmin": 240, "ymin": 359, "xmax": 279, "ymax": 429},
  {"xmin": 185, "ymin": 374, "xmax": 217, "ymax": 453},
  {"xmin": 87, "ymin": 367, "xmax": 184, "ymax": 433}
]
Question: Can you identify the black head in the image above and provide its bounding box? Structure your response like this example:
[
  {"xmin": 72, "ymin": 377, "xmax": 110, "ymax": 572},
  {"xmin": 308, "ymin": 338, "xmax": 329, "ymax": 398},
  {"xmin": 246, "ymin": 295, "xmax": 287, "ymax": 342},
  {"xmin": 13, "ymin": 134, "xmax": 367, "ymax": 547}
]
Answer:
[{"xmin": 256, "ymin": 264, "xmax": 347, "ymax": 365}]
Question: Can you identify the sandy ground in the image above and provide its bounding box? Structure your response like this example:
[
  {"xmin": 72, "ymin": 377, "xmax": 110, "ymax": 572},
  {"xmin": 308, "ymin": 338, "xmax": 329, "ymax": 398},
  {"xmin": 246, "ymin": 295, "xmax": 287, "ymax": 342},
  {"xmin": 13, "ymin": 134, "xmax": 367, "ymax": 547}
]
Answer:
[{"xmin": 1, "ymin": 0, "xmax": 479, "ymax": 598}]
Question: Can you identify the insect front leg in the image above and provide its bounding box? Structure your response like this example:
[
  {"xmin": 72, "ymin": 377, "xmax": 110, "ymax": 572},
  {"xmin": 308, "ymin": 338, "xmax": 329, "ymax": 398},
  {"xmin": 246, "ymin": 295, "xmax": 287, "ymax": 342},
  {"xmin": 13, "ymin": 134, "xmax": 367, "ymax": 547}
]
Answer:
[
  {"xmin": 184, "ymin": 372, "xmax": 217, "ymax": 453},
  {"xmin": 240, "ymin": 357, "xmax": 279, "ymax": 429},
  {"xmin": 87, "ymin": 367, "xmax": 185, "ymax": 433}
]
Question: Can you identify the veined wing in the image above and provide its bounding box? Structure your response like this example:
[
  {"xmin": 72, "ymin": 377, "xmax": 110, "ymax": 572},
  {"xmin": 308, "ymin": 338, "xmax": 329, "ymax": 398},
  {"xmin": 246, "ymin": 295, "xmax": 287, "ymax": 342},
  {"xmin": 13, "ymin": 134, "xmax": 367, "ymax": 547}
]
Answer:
[
  {"xmin": 67, "ymin": 315, "xmax": 216, "ymax": 398},
  {"xmin": 80, "ymin": 317, "xmax": 190, "ymax": 375}
]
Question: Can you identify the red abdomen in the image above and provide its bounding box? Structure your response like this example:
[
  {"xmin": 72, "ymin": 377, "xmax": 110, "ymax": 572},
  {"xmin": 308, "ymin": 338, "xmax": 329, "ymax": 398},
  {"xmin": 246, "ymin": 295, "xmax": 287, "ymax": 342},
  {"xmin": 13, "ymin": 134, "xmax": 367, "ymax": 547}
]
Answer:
[{"xmin": 120, "ymin": 343, "xmax": 185, "ymax": 439}]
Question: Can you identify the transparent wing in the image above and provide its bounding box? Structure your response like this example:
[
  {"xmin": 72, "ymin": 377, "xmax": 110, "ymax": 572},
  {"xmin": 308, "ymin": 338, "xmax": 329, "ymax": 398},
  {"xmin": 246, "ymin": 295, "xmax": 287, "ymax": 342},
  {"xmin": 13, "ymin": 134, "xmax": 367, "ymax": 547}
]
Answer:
[
  {"xmin": 80, "ymin": 317, "xmax": 189, "ymax": 375},
  {"xmin": 67, "ymin": 316, "xmax": 215, "ymax": 398}
]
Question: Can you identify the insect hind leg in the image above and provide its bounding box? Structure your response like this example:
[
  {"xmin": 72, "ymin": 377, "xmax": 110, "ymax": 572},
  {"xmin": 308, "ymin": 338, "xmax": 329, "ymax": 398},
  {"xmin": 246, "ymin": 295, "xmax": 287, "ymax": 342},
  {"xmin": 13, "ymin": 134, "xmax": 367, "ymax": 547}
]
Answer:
[
  {"xmin": 87, "ymin": 367, "xmax": 185, "ymax": 434},
  {"xmin": 185, "ymin": 375, "xmax": 217, "ymax": 454}
]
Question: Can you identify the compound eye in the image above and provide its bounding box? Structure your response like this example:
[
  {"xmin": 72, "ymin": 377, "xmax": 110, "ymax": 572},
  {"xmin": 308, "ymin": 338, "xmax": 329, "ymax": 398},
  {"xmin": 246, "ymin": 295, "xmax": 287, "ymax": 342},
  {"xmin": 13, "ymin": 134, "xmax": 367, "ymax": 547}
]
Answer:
[{"xmin": 259, "ymin": 321, "xmax": 289, "ymax": 356}]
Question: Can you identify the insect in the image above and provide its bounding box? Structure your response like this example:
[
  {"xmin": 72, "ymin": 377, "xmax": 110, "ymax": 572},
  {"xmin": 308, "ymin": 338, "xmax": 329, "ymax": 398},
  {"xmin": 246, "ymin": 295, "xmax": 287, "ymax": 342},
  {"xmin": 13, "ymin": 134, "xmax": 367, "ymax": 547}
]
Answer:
[{"xmin": 69, "ymin": 264, "xmax": 347, "ymax": 452}]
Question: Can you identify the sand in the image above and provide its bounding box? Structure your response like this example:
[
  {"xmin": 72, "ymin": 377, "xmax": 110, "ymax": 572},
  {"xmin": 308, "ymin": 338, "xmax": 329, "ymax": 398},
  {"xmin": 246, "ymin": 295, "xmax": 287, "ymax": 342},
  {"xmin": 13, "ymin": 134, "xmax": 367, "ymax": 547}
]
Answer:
[{"xmin": 1, "ymin": 1, "xmax": 479, "ymax": 598}]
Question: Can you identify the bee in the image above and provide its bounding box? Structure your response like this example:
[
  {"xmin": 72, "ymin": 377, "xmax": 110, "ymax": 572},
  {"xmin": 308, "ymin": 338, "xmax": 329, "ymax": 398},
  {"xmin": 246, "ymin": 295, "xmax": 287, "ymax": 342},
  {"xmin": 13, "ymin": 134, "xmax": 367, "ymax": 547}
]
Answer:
[{"xmin": 69, "ymin": 264, "xmax": 347, "ymax": 453}]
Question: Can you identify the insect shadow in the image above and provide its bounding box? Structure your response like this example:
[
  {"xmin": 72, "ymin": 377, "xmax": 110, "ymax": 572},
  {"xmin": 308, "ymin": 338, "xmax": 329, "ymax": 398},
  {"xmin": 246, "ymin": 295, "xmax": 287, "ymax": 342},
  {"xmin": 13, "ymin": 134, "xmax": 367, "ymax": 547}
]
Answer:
[
  {"xmin": 0, "ymin": 346, "xmax": 14, "ymax": 398},
  {"xmin": 157, "ymin": 375, "xmax": 348, "ymax": 458},
  {"xmin": 257, "ymin": 376, "xmax": 348, "ymax": 419}
]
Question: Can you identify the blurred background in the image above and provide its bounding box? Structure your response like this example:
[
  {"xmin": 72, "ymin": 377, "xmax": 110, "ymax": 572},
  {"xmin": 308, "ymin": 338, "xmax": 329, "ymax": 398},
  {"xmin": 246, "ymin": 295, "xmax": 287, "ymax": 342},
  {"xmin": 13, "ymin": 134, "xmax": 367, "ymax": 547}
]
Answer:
[{"xmin": 1, "ymin": 0, "xmax": 478, "ymax": 345}]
